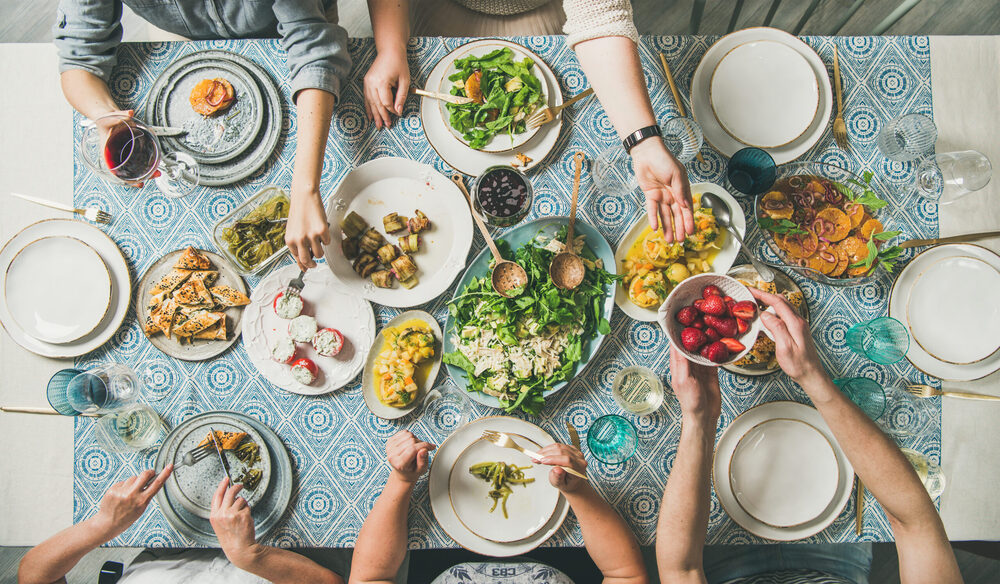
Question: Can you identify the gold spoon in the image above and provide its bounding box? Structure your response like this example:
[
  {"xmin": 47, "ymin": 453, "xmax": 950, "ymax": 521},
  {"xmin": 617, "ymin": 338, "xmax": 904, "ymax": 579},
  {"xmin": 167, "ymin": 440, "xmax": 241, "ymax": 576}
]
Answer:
[
  {"xmin": 550, "ymin": 152, "xmax": 587, "ymax": 290},
  {"xmin": 451, "ymin": 174, "xmax": 528, "ymax": 297}
]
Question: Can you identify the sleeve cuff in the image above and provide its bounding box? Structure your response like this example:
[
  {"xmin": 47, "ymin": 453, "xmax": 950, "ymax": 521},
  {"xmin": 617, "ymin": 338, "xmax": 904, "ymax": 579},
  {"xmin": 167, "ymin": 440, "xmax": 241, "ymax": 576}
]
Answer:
[
  {"xmin": 290, "ymin": 65, "xmax": 342, "ymax": 103},
  {"xmin": 566, "ymin": 22, "xmax": 640, "ymax": 50},
  {"xmin": 57, "ymin": 60, "xmax": 112, "ymax": 82}
]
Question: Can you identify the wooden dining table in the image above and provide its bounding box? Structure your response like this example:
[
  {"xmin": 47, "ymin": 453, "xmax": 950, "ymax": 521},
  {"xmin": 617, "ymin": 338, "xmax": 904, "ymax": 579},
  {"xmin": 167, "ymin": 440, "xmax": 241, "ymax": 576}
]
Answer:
[{"xmin": 0, "ymin": 35, "xmax": 998, "ymax": 547}]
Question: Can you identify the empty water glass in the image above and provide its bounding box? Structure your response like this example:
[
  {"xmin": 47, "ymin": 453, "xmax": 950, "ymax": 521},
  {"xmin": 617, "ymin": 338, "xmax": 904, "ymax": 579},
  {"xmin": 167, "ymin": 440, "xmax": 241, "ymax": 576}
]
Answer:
[
  {"xmin": 662, "ymin": 117, "xmax": 704, "ymax": 164},
  {"xmin": 586, "ymin": 414, "xmax": 638, "ymax": 465},
  {"xmin": 900, "ymin": 448, "xmax": 946, "ymax": 499},
  {"xmin": 879, "ymin": 387, "xmax": 935, "ymax": 438},
  {"xmin": 727, "ymin": 147, "xmax": 777, "ymax": 197},
  {"xmin": 65, "ymin": 363, "xmax": 141, "ymax": 414},
  {"xmin": 593, "ymin": 145, "xmax": 638, "ymax": 200},
  {"xmin": 47, "ymin": 369, "xmax": 85, "ymax": 415},
  {"xmin": 877, "ymin": 113, "xmax": 938, "ymax": 162},
  {"xmin": 422, "ymin": 382, "xmax": 471, "ymax": 442},
  {"xmin": 845, "ymin": 317, "xmax": 910, "ymax": 364},
  {"xmin": 833, "ymin": 377, "xmax": 887, "ymax": 420},
  {"xmin": 905, "ymin": 150, "xmax": 992, "ymax": 205}
]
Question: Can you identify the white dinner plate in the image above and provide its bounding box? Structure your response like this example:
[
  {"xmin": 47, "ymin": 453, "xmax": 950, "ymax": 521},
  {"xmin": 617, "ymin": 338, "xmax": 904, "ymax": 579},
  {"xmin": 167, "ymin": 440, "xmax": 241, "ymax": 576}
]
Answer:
[
  {"xmin": 242, "ymin": 264, "xmax": 375, "ymax": 395},
  {"xmin": 906, "ymin": 256, "xmax": 1000, "ymax": 365},
  {"xmin": 0, "ymin": 219, "xmax": 131, "ymax": 358},
  {"xmin": 421, "ymin": 39, "xmax": 564, "ymax": 175},
  {"xmin": 710, "ymin": 40, "xmax": 819, "ymax": 148},
  {"xmin": 448, "ymin": 436, "xmax": 560, "ymax": 543},
  {"xmin": 430, "ymin": 416, "xmax": 569, "ymax": 556},
  {"xmin": 614, "ymin": 183, "xmax": 744, "ymax": 322},
  {"xmin": 322, "ymin": 157, "xmax": 473, "ymax": 308},
  {"xmin": 4, "ymin": 236, "xmax": 111, "ymax": 344},
  {"xmin": 889, "ymin": 243, "xmax": 1000, "ymax": 380},
  {"xmin": 361, "ymin": 310, "xmax": 443, "ymax": 420},
  {"xmin": 437, "ymin": 43, "xmax": 549, "ymax": 153},
  {"xmin": 729, "ymin": 418, "xmax": 840, "ymax": 528},
  {"xmin": 714, "ymin": 401, "xmax": 853, "ymax": 541},
  {"xmin": 691, "ymin": 27, "xmax": 833, "ymax": 163}
]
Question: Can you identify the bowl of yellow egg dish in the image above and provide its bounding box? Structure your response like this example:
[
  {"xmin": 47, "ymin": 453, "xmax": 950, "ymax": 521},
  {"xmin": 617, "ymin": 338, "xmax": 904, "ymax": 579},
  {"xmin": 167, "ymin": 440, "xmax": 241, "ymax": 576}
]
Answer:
[{"xmin": 613, "ymin": 183, "xmax": 746, "ymax": 322}]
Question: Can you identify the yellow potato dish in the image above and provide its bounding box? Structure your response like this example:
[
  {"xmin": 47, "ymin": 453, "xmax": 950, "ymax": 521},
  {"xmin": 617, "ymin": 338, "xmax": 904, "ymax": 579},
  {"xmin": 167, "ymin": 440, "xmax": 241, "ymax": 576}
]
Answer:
[
  {"xmin": 620, "ymin": 195, "xmax": 724, "ymax": 309},
  {"xmin": 375, "ymin": 319, "xmax": 436, "ymax": 407}
]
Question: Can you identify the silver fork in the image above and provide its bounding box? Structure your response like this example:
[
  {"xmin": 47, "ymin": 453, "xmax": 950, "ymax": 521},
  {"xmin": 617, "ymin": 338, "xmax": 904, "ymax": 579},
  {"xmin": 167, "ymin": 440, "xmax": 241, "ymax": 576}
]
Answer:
[
  {"xmin": 526, "ymin": 88, "xmax": 595, "ymax": 130},
  {"xmin": 481, "ymin": 430, "xmax": 588, "ymax": 480},
  {"xmin": 906, "ymin": 384, "xmax": 1000, "ymax": 401},
  {"xmin": 10, "ymin": 192, "xmax": 112, "ymax": 224},
  {"xmin": 173, "ymin": 443, "xmax": 216, "ymax": 469},
  {"xmin": 285, "ymin": 269, "xmax": 306, "ymax": 297}
]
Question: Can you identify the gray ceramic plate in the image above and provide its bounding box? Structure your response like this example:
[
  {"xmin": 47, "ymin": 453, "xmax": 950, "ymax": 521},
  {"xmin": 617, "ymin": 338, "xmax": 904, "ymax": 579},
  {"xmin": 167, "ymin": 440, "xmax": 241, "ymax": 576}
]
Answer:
[
  {"xmin": 154, "ymin": 411, "xmax": 292, "ymax": 545},
  {"xmin": 722, "ymin": 264, "xmax": 809, "ymax": 377},
  {"xmin": 137, "ymin": 248, "xmax": 247, "ymax": 362},
  {"xmin": 362, "ymin": 310, "xmax": 443, "ymax": 420},
  {"xmin": 163, "ymin": 416, "xmax": 271, "ymax": 518},
  {"xmin": 145, "ymin": 50, "xmax": 283, "ymax": 187}
]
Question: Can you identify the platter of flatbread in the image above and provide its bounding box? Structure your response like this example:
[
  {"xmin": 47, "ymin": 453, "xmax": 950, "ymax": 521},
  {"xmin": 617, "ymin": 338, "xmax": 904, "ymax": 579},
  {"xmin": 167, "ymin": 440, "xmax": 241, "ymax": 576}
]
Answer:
[{"xmin": 138, "ymin": 246, "xmax": 250, "ymax": 361}]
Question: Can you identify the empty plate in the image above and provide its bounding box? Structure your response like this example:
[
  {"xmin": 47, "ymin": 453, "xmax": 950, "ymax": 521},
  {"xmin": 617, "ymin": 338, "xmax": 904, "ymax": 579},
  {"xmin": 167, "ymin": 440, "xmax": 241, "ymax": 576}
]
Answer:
[
  {"xmin": 710, "ymin": 40, "xmax": 819, "ymax": 148},
  {"xmin": 4, "ymin": 236, "xmax": 112, "ymax": 344},
  {"xmin": 729, "ymin": 418, "xmax": 840, "ymax": 528},
  {"xmin": 907, "ymin": 256, "xmax": 1000, "ymax": 364}
]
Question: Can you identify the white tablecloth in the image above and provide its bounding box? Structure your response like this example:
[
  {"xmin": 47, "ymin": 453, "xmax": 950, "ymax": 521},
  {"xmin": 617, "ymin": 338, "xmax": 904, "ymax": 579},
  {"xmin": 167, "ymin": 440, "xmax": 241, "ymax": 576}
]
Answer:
[{"xmin": 1, "ymin": 37, "xmax": 998, "ymax": 545}]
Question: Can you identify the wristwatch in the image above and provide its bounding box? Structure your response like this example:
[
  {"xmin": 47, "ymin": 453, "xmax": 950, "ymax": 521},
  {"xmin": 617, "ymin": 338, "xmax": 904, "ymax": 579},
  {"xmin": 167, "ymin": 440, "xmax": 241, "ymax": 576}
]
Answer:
[{"xmin": 622, "ymin": 124, "xmax": 662, "ymax": 154}]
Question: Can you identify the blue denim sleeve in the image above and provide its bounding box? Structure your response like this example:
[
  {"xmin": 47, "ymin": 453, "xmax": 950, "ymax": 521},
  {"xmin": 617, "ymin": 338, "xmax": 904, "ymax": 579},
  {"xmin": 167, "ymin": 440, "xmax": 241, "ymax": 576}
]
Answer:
[
  {"xmin": 272, "ymin": 0, "xmax": 351, "ymax": 102},
  {"xmin": 52, "ymin": 0, "xmax": 124, "ymax": 81}
]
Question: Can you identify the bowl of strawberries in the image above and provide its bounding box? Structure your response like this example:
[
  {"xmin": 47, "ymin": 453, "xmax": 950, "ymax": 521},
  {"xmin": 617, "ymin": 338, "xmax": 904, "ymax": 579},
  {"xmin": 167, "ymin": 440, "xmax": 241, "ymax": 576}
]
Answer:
[{"xmin": 657, "ymin": 273, "xmax": 762, "ymax": 366}]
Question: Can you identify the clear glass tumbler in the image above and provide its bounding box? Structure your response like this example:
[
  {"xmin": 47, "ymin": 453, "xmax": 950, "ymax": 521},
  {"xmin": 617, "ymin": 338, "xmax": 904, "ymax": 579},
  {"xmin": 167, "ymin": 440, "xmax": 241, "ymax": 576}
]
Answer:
[
  {"xmin": 900, "ymin": 448, "xmax": 946, "ymax": 499},
  {"xmin": 879, "ymin": 387, "xmax": 935, "ymax": 438},
  {"xmin": 611, "ymin": 366, "xmax": 664, "ymax": 415},
  {"xmin": 586, "ymin": 414, "xmax": 638, "ymax": 465},
  {"xmin": 94, "ymin": 403, "xmax": 165, "ymax": 453},
  {"xmin": 421, "ymin": 382, "xmax": 471, "ymax": 442},
  {"xmin": 877, "ymin": 113, "xmax": 937, "ymax": 162},
  {"xmin": 905, "ymin": 150, "xmax": 992, "ymax": 205},
  {"xmin": 593, "ymin": 144, "xmax": 639, "ymax": 200},
  {"xmin": 845, "ymin": 316, "xmax": 910, "ymax": 364},
  {"xmin": 65, "ymin": 363, "xmax": 141, "ymax": 414},
  {"xmin": 662, "ymin": 117, "xmax": 704, "ymax": 164}
]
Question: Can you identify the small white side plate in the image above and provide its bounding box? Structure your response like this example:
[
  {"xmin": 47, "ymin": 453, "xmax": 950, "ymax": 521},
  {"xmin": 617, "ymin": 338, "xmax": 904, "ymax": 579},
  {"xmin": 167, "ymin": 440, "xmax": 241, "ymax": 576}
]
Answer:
[
  {"xmin": 729, "ymin": 418, "xmax": 840, "ymax": 528},
  {"xmin": 710, "ymin": 40, "xmax": 819, "ymax": 148},
  {"xmin": 907, "ymin": 256, "xmax": 1000, "ymax": 365},
  {"xmin": 5, "ymin": 236, "xmax": 111, "ymax": 344}
]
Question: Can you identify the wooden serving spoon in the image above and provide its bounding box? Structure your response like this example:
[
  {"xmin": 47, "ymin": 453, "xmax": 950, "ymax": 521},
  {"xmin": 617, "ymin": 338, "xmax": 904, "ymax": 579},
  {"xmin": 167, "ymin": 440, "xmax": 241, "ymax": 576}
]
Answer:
[
  {"xmin": 451, "ymin": 174, "xmax": 528, "ymax": 297},
  {"xmin": 550, "ymin": 152, "xmax": 586, "ymax": 290}
]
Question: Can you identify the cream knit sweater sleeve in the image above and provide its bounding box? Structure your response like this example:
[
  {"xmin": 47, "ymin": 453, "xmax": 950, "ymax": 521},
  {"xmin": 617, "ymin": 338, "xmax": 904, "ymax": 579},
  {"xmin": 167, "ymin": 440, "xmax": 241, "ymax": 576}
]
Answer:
[{"xmin": 562, "ymin": 0, "xmax": 640, "ymax": 48}]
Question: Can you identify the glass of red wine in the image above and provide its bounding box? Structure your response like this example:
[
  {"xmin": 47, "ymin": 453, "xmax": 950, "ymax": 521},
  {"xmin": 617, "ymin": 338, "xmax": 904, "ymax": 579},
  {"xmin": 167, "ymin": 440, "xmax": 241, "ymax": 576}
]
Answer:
[{"xmin": 81, "ymin": 113, "xmax": 199, "ymax": 198}]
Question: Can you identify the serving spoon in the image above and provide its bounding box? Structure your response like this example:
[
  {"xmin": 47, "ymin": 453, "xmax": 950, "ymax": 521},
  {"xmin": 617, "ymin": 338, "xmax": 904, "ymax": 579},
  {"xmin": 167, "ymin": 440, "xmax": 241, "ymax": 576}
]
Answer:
[
  {"xmin": 451, "ymin": 174, "xmax": 528, "ymax": 297},
  {"xmin": 550, "ymin": 152, "xmax": 587, "ymax": 290},
  {"xmin": 700, "ymin": 192, "xmax": 775, "ymax": 283}
]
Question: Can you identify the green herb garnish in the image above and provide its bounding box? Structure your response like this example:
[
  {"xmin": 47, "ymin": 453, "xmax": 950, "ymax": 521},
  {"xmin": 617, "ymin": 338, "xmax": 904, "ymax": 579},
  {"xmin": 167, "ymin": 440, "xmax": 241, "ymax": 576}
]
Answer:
[
  {"xmin": 758, "ymin": 217, "xmax": 808, "ymax": 235},
  {"xmin": 849, "ymin": 230, "xmax": 903, "ymax": 273},
  {"xmin": 842, "ymin": 171, "xmax": 889, "ymax": 210}
]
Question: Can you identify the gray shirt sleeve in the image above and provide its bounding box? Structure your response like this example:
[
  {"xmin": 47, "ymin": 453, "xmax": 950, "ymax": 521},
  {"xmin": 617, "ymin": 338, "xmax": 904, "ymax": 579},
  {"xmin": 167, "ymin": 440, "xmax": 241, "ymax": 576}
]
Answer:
[
  {"xmin": 52, "ymin": 0, "xmax": 124, "ymax": 81},
  {"xmin": 272, "ymin": 0, "xmax": 352, "ymax": 102}
]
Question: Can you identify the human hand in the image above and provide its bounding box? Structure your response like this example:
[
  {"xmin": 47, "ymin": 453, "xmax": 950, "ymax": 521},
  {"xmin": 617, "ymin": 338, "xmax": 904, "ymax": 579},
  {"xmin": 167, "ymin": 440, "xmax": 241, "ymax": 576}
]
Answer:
[
  {"xmin": 748, "ymin": 287, "xmax": 825, "ymax": 385},
  {"xmin": 285, "ymin": 189, "xmax": 330, "ymax": 271},
  {"xmin": 93, "ymin": 465, "xmax": 172, "ymax": 540},
  {"xmin": 631, "ymin": 138, "xmax": 694, "ymax": 242},
  {"xmin": 669, "ymin": 345, "xmax": 721, "ymax": 425},
  {"xmin": 386, "ymin": 431, "xmax": 437, "ymax": 484},
  {"xmin": 210, "ymin": 477, "xmax": 263, "ymax": 569},
  {"xmin": 539, "ymin": 443, "xmax": 588, "ymax": 494},
  {"xmin": 364, "ymin": 48, "xmax": 411, "ymax": 129}
]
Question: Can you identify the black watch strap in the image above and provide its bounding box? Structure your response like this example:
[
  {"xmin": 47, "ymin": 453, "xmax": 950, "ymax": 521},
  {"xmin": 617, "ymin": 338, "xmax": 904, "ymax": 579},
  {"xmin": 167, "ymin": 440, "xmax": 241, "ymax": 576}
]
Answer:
[{"xmin": 622, "ymin": 124, "xmax": 662, "ymax": 154}]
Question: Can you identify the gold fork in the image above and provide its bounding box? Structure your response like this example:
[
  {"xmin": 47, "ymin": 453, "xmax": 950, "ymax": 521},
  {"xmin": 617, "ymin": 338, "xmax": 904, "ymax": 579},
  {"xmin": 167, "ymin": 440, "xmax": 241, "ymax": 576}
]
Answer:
[
  {"xmin": 832, "ymin": 45, "xmax": 850, "ymax": 150},
  {"xmin": 526, "ymin": 88, "xmax": 595, "ymax": 130},
  {"xmin": 410, "ymin": 87, "xmax": 474, "ymax": 106},
  {"xmin": 481, "ymin": 430, "xmax": 588, "ymax": 480},
  {"xmin": 906, "ymin": 384, "xmax": 1000, "ymax": 401}
]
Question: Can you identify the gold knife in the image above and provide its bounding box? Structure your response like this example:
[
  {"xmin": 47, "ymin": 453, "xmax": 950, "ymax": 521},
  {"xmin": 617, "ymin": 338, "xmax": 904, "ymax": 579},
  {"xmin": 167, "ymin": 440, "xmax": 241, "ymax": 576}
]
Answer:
[
  {"xmin": 855, "ymin": 475, "xmax": 864, "ymax": 535},
  {"xmin": 900, "ymin": 230, "xmax": 1000, "ymax": 249},
  {"xmin": 565, "ymin": 422, "xmax": 587, "ymax": 478}
]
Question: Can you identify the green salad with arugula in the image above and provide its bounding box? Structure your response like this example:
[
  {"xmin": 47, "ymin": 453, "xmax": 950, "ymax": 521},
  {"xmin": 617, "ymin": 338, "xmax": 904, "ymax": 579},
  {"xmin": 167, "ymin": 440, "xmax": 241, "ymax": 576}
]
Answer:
[
  {"xmin": 445, "ymin": 47, "xmax": 545, "ymax": 150},
  {"xmin": 443, "ymin": 228, "xmax": 616, "ymax": 414}
]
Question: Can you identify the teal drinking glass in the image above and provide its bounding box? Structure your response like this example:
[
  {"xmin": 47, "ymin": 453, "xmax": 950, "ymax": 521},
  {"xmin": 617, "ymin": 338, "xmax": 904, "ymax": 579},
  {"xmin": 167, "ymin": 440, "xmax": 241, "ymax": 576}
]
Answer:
[
  {"xmin": 845, "ymin": 317, "xmax": 910, "ymax": 364},
  {"xmin": 727, "ymin": 147, "xmax": 776, "ymax": 197},
  {"xmin": 833, "ymin": 377, "xmax": 887, "ymax": 420},
  {"xmin": 587, "ymin": 414, "xmax": 638, "ymax": 465},
  {"xmin": 46, "ymin": 368, "xmax": 84, "ymax": 415}
]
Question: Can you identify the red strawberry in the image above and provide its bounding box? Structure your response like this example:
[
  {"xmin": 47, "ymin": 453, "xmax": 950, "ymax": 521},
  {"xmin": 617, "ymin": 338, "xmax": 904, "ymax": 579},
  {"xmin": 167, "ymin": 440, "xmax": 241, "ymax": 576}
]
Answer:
[
  {"xmin": 675, "ymin": 306, "xmax": 700, "ymax": 326},
  {"xmin": 730, "ymin": 301, "xmax": 758, "ymax": 320},
  {"xmin": 700, "ymin": 341, "xmax": 730, "ymax": 363},
  {"xmin": 736, "ymin": 317, "xmax": 750, "ymax": 335},
  {"xmin": 723, "ymin": 295, "xmax": 734, "ymax": 303},
  {"xmin": 693, "ymin": 298, "xmax": 706, "ymax": 312},
  {"xmin": 704, "ymin": 327, "xmax": 721, "ymax": 342},
  {"xmin": 692, "ymin": 318, "xmax": 706, "ymax": 330},
  {"xmin": 719, "ymin": 337, "xmax": 746, "ymax": 353},
  {"xmin": 680, "ymin": 327, "xmax": 708, "ymax": 352},
  {"xmin": 702, "ymin": 284, "xmax": 723, "ymax": 299},
  {"xmin": 704, "ymin": 315, "xmax": 738, "ymax": 337},
  {"xmin": 700, "ymin": 295, "xmax": 728, "ymax": 316},
  {"xmin": 725, "ymin": 298, "xmax": 736, "ymax": 316}
]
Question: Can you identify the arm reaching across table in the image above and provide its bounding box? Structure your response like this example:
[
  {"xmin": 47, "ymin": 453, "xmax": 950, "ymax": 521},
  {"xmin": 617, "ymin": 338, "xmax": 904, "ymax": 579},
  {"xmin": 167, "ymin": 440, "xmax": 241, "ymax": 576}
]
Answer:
[
  {"xmin": 364, "ymin": 0, "xmax": 411, "ymax": 129},
  {"xmin": 749, "ymin": 287, "xmax": 963, "ymax": 584}
]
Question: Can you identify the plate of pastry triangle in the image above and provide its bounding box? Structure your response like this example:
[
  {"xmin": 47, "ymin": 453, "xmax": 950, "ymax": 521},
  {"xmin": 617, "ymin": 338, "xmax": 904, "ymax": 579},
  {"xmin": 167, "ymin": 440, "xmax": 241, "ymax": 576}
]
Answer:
[{"xmin": 139, "ymin": 246, "xmax": 250, "ymax": 361}]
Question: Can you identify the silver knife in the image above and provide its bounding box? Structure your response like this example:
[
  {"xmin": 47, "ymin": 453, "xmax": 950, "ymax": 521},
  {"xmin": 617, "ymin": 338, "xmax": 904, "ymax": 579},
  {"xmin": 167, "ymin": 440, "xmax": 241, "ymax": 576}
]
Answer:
[
  {"xmin": 209, "ymin": 427, "xmax": 235, "ymax": 485},
  {"xmin": 78, "ymin": 119, "xmax": 187, "ymax": 137}
]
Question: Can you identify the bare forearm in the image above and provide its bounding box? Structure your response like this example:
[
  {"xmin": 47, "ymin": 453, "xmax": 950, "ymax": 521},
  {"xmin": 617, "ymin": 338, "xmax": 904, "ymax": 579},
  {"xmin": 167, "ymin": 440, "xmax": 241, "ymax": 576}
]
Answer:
[
  {"xmin": 230, "ymin": 545, "xmax": 340, "ymax": 584},
  {"xmin": 367, "ymin": 0, "xmax": 409, "ymax": 55},
  {"xmin": 60, "ymin": 69, "xmax": 120, "ymax": 119},
  {"xmin": 291, "ymin": 88, "xmax": 335, "ymax": 198},
  {"xmin": 564, "ymin": 485, "xmax": 647, "ymax": 583},
  {"xmin": 656, "ymin": 416, "xmax": 714, "ymax": 583},
  {"xmin": 350, "ymin": 474, "xmax": 413, "ymax": 584},
  {"xmin": 573, "ymin": 36, "xmax": 656, "ymax": 139},
  {"xmin": 19, "ymin": 516, "xmax": 113, "ymax": 584}
]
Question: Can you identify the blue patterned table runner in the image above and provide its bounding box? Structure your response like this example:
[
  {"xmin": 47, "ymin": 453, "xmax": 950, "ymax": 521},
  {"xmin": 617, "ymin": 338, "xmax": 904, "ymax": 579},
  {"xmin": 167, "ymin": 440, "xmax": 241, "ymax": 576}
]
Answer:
[{"xmin": 72, "ymin": 35, "xmax": 941, "ymax": 548}]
